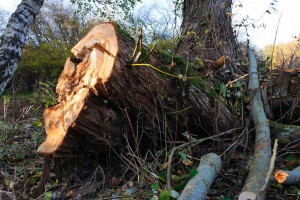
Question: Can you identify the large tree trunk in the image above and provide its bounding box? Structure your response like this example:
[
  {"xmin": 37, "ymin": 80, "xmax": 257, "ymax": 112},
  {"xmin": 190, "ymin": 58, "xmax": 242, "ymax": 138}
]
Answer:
[
  {"xmin": 37, "ymin": 23, "xmax": 233, "ymax": 156},
  {"xmin": 0, "ymin": 0, "xmax": 44, "ymax": 95},
  {"xmin": 177, "ymin": 0, "xmax": 236, "ymax": 64}
]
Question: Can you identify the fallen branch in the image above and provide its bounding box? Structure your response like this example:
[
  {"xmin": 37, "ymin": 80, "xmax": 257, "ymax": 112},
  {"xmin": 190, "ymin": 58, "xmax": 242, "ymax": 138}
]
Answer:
[
  {"xmin": 275, "ymin": 166, "xmax": 300, "ymax": 184},
  {"xmin": 238, "ymin": 49, "xmax": 271, "ymax": 200},
  {"xmin": 166, "ymin": 128, "xmax": 241, "ymax": 190},
  {"xmin": 178, "ymin": 153, "xmax": 222, "ymax": 200}
]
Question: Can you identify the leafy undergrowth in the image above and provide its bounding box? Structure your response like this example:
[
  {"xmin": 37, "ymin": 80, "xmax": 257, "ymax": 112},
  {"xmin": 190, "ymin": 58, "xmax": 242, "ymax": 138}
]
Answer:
[{"xmin": 0, "ymin": 91, "xmax": 300, "ymax": 200}]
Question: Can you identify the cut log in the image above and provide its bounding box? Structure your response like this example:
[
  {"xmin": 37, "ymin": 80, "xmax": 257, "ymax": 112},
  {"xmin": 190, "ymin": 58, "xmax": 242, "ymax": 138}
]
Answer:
[
  {"xmin": 178, "ymin": 153, "xmax": 222, "ymax": 200},
  {"xmin": 238, "ymin": 49, "xmax": 271, "ymax": 200},
  {"xmin": 275, "ymin": 166, "xmax": 300, "ymax": 184},
  {"xmin": 37, "ymin": 23, "xmax": 233, "ymax": 156}
]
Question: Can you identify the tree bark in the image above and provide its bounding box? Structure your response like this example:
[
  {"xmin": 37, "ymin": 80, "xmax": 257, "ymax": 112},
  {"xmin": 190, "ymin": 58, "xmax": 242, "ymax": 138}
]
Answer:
[
  {"xmin": 178, "ymin": 153, "xmax": 222, "ymax": 200},
  {"xmin": 176, "ymin": 0, "xmax": 236, "ymax": 64},
  {"xmin": 0, "ymin": 0, "xmax": 44, "ymax": 95},
  {"xmin": 37, "ymin": 23, "xmax": 233, "ymax": 156},
  {"xmin": 272, "ymin": 68, "xmax": 300, "ymax": 122},
  {"xmin": 238, "ymin": 49, "xmax": 271, "ymax": 200}
]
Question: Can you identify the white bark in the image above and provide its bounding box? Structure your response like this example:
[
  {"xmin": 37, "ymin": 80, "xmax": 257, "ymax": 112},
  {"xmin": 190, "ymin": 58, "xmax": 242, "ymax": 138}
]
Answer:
[
  {"xmin": 178, "ymin": 153, "xmax": 222, "ymax": 200},
  {"xmin": 0, "ymin": 0, "xmax": 44, "ymax": 95}
]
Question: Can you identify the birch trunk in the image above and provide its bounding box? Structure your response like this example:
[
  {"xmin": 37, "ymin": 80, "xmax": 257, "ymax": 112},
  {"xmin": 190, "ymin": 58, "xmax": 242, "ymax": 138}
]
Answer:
[{"xmin": 0, "ymin": 0, "xmax": 44, "ymax": 95}]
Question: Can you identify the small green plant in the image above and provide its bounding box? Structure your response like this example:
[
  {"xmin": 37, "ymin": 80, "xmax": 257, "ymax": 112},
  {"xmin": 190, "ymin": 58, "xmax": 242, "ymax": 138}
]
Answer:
[{"xmin": 37, "ymin": 81, "xmax": 58, "ymax": 108}]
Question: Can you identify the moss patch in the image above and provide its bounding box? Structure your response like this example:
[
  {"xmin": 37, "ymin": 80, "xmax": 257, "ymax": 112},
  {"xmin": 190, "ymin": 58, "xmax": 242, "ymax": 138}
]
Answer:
[{"xmin": 114, "ymin": 23, "xmax": 134, "ymax": 42}]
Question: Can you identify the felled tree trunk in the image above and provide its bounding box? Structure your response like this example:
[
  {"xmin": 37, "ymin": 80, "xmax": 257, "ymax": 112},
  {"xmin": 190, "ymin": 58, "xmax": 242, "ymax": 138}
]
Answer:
[
  {"xmin": 238, "ymin": 50, "xmax": 271, "ymax": 200},
  {"xmin": 37, "ymin": 23, "xmax": 233, "ymax": 156},
  {"xmin": 0, "ymin": 0, "xmax": 44, "ymax": 95}
]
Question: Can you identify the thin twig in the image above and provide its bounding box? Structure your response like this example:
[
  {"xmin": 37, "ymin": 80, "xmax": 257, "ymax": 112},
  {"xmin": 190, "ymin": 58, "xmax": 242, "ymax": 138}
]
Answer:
[
  {"xmin": 124, "ymin": 108, "xmax": 140, "ymax": 157},
  {"xmin": 226, "ymin": 73, "xmax": 249, "ymax": 87},
  {"xmin": 270, "ymin": 13, "xmax": 283, "ymax": 109}
]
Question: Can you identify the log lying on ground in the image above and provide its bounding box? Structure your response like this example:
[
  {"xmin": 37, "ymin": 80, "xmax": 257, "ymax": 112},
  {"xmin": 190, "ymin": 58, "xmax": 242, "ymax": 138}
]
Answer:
[
  {"xmin": 270, "ymin": 121, "xmax": 300, "ymax": 141},
  {"xmin": 178, "ymin": 153, "xmax": 222, "ymax": 200},
  {"xmin": 37, "ymin": 23, "xmax": 233, "ymax": 156},
  {"xmin": 275, "ymin": 166, "xmax": 300, "ymax": 184},
  {"xmin": 238, "ymin": 49, "xmax": 271, "ymax": 200}
]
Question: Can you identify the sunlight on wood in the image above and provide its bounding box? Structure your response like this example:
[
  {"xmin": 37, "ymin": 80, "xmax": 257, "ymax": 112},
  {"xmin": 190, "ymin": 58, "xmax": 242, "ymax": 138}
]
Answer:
[
  {"xmin": 38, "ymin": 23, "xmax": 119, "ymax": 155},
  {"xmin": 275, "ymin": 170, "xmax": 289, "ymax": 183}
]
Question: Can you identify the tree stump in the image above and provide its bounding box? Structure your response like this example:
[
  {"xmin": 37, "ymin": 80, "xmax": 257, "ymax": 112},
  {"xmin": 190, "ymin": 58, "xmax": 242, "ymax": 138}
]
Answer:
[{"xmin": 37, "ymin": 23, "xmax": 233, "ymax": 157}]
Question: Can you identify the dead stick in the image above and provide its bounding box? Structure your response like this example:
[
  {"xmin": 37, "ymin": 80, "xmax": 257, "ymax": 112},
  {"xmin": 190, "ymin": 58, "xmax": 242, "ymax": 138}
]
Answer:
[{"xmin": 261, "ymin": 139, "xmax": 278, "ymax": 192}]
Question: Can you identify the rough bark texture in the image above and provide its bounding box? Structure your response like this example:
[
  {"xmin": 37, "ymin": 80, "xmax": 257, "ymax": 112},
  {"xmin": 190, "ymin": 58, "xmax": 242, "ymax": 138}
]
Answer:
[
  {"xmin": 270, "ymin": 121, "xmax": 300, "ymax": 141},
  {"xmin": 178, "ymin": 153, "xmax": 222, "ymax": 200},
  {"xmin": 272, "ymin": 68, "xmax": 300, "ymax": 122},
  {"xmin": 0, "ymin": 0, "xmax": 44, "ymax": 95},
  {"xmin": 37, "ymin": 23, "xmax": 233, "ymax": 156},
  {"xmin": 238, "ymin": 50, "xmax": 271, "ymax": 200},
  {"xmin": 176, "ymin": 0, "xmax": 236, "ymax": 63}
]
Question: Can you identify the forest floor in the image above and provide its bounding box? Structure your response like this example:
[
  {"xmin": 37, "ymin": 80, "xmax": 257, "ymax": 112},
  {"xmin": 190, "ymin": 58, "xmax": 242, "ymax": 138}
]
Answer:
[{"xmin": 0, "ymin": 92, "xmax": 299, "ymax": 200}]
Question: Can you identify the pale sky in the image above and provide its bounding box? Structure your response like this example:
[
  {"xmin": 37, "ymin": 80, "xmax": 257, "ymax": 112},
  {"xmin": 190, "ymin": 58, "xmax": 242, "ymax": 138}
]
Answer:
[{"xmin": 1, "ymin": 0, "xmax": 300, "ymax": 49}]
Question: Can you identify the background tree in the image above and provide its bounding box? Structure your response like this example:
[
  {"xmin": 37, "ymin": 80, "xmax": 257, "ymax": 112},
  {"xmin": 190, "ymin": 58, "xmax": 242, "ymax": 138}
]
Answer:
[
  {"xmin": 264, "ymin": 38, "xmax": 300, "ymax": 70},
  {"xmin": 176, "ymin": 0, "xmax": 238, "ymax": 72},
  {"xmin": 0, "ymin": 0, "xmax": 44, "ymax": 95},
  {"xmin": 0, "ymin": 9, "xmax": 9, "ymax": 36},
  {"xmin": 13, "ymin": 0, "xmax": 100, "ymax": 91},
  {"xmin": 0, "ymin": 0, "xmax": 141, "ymax": 95}
]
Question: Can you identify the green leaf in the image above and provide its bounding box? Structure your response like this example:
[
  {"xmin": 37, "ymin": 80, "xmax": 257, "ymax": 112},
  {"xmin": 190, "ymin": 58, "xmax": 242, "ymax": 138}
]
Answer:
[
  {"xmin": 189, "ymin": 169, "xmax": 198, "ymax": 178},
  {"xmin": 220, "ymin": 84, "xmax": 227, "ymax": 97},
  {"xmin": 33, "ymin": 120, "xmax": 43, "ymax": 127},
  {"xmin": 172, "ymin": 174, "xmax": 189, "ymax": 182},
  {"xmin": 170, "ymin": 190, "xmax": 179, "ymax": 199},
  {"xmin": 225, "ymin": 195, "xmax": 234, "ymax": 200},
  {"xmin": 158, "ymin": 172, "xmax": 167, "ymax": 183},
  {"xmin": 198, "ymin": 58, "xmax": 205, "ymax": 69},
  {"xmin": 45, "ymin": 191, "xmax": 51, "ymax": 200},
  {"xmin": 178, "ymin": 151, "xmax": 188, "ymax": 164},
  {"xmin": 151, "ymin": 182, "xmax": 159, "ymax": 190},
  {"xmin": 159, "ymin": 190, "xmax": 170, "ymax": 200},
  {"xmin": 173, "ymin": 182, "xmax": 188, "ymax": 190},
  {"xmin": 204, "ymin": 29, "xmax": 210, "ymax": 34}
]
